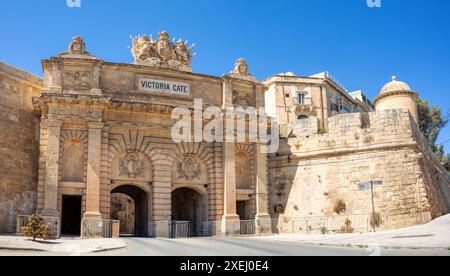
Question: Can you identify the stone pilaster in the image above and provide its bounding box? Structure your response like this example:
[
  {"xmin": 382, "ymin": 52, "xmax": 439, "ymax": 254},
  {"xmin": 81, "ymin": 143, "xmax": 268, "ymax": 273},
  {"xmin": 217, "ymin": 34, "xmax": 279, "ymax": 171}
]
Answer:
[
  {"xmin": 50, "ymin": 61, "xmax": 62, "ymax": 93},
  {"xmin": 213, "ymin": 143, "xmax": 224, "ymax": 221},
  {"xmin": 41, "ymin": 118, "xmax": 62, "ymax": 217},
  {"xmin": 255, "ymin": 143, "xmax": 272, "ymax": 234},
  {"xmin": 83, "ymin": 122, "xmax": 103, "ymax": 220},
  {"xmin": 151, "ymin": 150, "xmax": 173, "ymax": 221},
  {"xmin": 222, "ymin": 141, "xmax": 240, "ymax": 234},
  {"xmin": 222, "ymin": 78, "xmax": 233, "ymax": 107},
  {"xmin": 99, "ymin": 125, "xmax": 110, "ymax": 218}
]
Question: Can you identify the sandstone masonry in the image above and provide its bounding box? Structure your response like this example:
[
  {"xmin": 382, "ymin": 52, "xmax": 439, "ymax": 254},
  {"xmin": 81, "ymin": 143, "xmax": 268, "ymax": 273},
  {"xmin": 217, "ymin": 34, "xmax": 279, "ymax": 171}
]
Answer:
[{"xmin": 0, "ymin": 62, "xmax": 42, "ymax": 233}]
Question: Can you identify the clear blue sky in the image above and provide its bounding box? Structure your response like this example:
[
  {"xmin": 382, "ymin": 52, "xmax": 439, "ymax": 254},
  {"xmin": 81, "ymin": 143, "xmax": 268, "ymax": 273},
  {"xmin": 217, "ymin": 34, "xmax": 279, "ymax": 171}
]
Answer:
[{"xmin": 1, "ymin": 0, "xmax": 450, "ymax": 152}]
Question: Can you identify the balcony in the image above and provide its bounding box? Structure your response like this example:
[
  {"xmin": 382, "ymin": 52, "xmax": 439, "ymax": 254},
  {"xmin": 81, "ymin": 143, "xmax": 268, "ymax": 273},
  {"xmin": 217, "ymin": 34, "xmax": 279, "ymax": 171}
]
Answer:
[{"xmin": 291, "ymin": 97, "xmax": 314, "ymax": 114}]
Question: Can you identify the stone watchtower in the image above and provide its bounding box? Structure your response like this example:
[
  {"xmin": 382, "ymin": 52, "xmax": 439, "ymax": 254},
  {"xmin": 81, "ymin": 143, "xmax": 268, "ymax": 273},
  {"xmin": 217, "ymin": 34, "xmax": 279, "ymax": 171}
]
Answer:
[{"xmin": 374, "ymin": 76, "xmax": 419, "ymax": 121}]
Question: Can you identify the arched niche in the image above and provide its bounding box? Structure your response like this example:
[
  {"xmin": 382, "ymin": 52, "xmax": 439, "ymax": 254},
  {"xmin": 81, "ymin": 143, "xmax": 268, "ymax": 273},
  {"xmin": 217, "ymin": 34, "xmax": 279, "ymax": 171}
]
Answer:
[
  {"xmin": 61, "ymin": 137, "xmax": 85, "ymax": 182},
  {"xmin": 236, "ymin": 151, "xmax": 251, "ymax": 189}
]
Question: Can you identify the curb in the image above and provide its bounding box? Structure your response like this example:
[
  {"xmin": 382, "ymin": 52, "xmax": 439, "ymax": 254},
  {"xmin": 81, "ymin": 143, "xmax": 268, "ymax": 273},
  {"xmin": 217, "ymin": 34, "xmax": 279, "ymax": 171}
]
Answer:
[
  {"xmin": 91, "ymin": 244, "xmax": 128, "ymax": 253},
  {"xmin": 268, "ymin": 239, "xmax": 450, "ymax": 251},
  {"xmin": 0, "ymin": 242, "xmax": 128, "ymax": 254},
  {"xmin": 0, "ymin": 246, "xmax": 46, "ymax": 252}
]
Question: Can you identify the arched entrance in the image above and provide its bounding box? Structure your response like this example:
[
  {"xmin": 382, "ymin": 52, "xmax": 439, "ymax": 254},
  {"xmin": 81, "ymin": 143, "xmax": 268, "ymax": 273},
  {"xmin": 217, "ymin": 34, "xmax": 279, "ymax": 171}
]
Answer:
[
  {"xmin": 297, "ymin": 114, "xmax": 309, "ymax": 121},
  {"xmin": 171, "ymin": 187, "xmax": 205, "ymax": 237},
  {"xmin": 111, "ymin": 185, "xmax": 149, "ymax": 237}
]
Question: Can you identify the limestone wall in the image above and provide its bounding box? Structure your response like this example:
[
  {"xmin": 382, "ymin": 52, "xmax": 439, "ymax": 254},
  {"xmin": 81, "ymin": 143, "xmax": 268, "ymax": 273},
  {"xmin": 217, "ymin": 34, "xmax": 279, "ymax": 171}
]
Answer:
[
  {"xmin": 269, "ymin": 109, "xmax": 450, "ymax": 232},
  {"xmin": 0, "ymin": 62, "xmax": 42, "ymax": 233}
]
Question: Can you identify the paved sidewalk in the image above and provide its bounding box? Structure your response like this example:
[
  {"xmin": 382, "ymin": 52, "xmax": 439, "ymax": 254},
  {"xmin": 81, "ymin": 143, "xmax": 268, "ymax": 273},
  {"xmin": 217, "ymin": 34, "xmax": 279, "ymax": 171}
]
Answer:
[
  {"xmin": 0, "ymin": 236, "xmax": 127, "ymax": 254},
  {"xmin": 251, "ymin": 215, "xmax": 450, "ymax": 250}
]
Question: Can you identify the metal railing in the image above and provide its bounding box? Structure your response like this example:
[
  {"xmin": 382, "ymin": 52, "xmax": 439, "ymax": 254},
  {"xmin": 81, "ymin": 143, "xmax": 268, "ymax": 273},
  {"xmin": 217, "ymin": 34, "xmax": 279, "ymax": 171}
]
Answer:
[
  {"xmin": 292, "ymin": 97, "xmax": 312, "ymax": 106},
  {"xmin": 200, "ymin": 221, "xmax": 222, "ymax": 237},
  {"xmin": 149, "ymin": 221, "xmax": 191, "ymax": 239},
  {"xmin": 81, "ymin": 219, "xmax": 120, "ymax": 239},
  {"xmin": 279, "ymin": 215, "xmax": 371, "ymax": 234},
  {"xmin": 200, "ymin": 220, "xmax": 277, "ymax": 237},
  {"xmin": 140, "ymin": 214, "xmax": 433, "ymax": 238},
  {"xmin": 240, "ymin": 220, "xmax": 256, "ymax": 236},
  {"xmin": 16, "ymin": 215, "xmax": 60, "ymax": 239}
]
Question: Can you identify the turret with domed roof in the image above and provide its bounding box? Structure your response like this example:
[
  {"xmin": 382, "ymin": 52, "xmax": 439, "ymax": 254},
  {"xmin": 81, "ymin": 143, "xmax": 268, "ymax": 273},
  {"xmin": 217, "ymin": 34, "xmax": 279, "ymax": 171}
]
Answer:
[{"xmin": 374, "ymin": 76, "xmax": 419, "ymax": 121}]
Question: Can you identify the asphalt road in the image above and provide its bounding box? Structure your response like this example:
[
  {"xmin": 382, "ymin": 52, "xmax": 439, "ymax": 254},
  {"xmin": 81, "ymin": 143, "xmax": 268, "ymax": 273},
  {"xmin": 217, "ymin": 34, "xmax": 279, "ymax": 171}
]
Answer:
[{"xmin": 1, "ymin": 237, "xmax": 449, "ymax": 256}]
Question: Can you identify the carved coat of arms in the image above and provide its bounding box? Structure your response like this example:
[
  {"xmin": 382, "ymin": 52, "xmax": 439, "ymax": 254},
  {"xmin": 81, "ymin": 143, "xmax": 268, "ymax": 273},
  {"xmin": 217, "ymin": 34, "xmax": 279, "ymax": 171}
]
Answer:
[
  {"xmin": 177, "ymin": 155, "xmax": 201, "ymax": 180},
  {"xmin": 227, "ymin": 58, "xmax": 256, "ymax": 81},
  {"xmin": 131, "ymin": 31, "xmax": 195, "ymax": 72},
  {"xmin": 68, "ymin": 36, "xmax": 86, "ymax": 55},
  {"xmin": 120, "ymin": 153, "xmax": 145, "ymax": 179}
]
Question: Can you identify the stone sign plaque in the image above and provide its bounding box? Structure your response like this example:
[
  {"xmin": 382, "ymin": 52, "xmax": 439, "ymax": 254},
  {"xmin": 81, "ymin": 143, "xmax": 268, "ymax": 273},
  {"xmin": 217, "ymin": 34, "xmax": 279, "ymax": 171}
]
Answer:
[{"xmin": 138, "ymin": 78, "xmax": 190, "ymax": 96}]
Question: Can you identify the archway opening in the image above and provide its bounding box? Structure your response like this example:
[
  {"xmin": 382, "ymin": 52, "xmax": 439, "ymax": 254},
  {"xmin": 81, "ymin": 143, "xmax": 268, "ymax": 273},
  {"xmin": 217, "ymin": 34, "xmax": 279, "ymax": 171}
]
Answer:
[
  {"xmin": 111, "ymin": 185, "xmax": 148, "ymax": 237},
  {"xmin": 297, "ymin": 114, "xmax": 309, "ymax": 121},
  {"xmin": 171, "ymin": 188, "xmax": 205, "ymax": 237}
]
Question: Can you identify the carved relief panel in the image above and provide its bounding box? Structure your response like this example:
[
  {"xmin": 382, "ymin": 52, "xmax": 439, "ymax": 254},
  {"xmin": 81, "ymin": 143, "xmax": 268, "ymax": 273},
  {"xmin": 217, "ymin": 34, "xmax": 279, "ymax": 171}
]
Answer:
[
  {"xmin": 172, "ymin": 154, "xmax": 207, "ymax": 184},
  {"xmin": 62, "ymin": 69, "xmax": 93, "ymax": 91},
  {"xmin": 233, "ymin": 89, "xmax": 255, "ymax": 106},
  {"xmin": 111, "ymin": 151, "xmax": 153, "ymax": 182}
]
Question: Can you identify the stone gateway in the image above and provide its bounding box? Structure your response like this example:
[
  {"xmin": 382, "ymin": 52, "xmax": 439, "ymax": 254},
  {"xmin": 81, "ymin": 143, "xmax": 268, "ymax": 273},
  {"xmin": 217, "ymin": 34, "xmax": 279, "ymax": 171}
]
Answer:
[{"xmin": 0, "ymin": 33, "xmax": 449, "ymax": 238}]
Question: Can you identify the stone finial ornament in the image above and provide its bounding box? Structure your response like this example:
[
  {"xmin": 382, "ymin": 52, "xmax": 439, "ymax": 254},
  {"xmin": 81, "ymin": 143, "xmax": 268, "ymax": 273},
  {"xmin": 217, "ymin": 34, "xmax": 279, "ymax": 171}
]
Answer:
[
  {"xmin": 234, "ymin": 58, "xmax": 250, "ymax": 76},
  {"xmin": 227, "ymin": 58, "xmax": 256, "ymax": 81},
  {"xmin": 130, "ymin": 31, "xmax": 195, "ymax": 72},
  {"xmin": 69, "ymin": 36, "xmax": 86, "ymax": 55}
]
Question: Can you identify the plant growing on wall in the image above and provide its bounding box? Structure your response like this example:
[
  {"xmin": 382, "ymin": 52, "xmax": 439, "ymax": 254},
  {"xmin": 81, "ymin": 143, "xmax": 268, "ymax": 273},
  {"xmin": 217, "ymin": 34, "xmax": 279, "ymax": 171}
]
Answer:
[
  {"xmin": 370, "ymin": 212, "xmax": 383, "ymax": 229},
  {"xmin": 21, "ymin": 214, "xmax": 50, "ymax": 242},
  {"xmin": 318, "ymin": 128, "xmax": 327, "ymax": 135},
  {"xmin": 333, "ymin": 199, "xmax": 347, "ymax": 214},
  {"xmin": 339, "ymin": 219, "xmax": 354, "ymax": 234}
]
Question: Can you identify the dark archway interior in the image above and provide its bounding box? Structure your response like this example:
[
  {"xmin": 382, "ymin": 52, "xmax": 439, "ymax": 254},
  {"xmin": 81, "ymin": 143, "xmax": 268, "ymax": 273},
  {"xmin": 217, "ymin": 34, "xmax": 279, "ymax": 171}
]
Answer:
[
  {"xmin": 111, "ymin": 185, "xmax": 148, "ymax": 237},
  {"xmin": 172, "ymin": 188, "xmax": 204, "ymax": 236}
]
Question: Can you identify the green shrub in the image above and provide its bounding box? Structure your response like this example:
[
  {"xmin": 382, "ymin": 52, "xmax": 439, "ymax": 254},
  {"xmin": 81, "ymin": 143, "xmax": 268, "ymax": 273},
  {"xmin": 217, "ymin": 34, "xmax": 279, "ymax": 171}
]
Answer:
[{"xmin": 21, "ymin": 214, "xmax": 50, "ymax": 242}]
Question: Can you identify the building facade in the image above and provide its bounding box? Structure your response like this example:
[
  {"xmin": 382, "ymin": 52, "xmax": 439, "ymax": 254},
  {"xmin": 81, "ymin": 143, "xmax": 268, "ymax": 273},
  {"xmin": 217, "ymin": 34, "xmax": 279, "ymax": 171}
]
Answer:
[
  {"xmin": 0, "ymin": 33, "xmax": 449, "ymax": 237},
  {"xmin": 263, "ymin": 72, "xmax": 374, "ymax": 134},
  {"xmin": 24, "ymin": 34, "xmax": 270, "ymax": 237},
  {"xmin": 269, "ymin": 76, "xmax": 450, "ymax": 233}
]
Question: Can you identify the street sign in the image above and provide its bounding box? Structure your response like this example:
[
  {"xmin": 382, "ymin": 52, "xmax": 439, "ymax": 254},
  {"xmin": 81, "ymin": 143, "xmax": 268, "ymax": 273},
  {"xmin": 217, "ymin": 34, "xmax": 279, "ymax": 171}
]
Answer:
[
  {"xmin": 357, "ymin": 180, "xmax": 383, "ymax": 233},
  {"xmin": 358, "ymin": 182, "xmax": 372, "ymax": 191},
  {"xmin": 358, "ymin": 181, "xmax": 383, "ymax": 191}
]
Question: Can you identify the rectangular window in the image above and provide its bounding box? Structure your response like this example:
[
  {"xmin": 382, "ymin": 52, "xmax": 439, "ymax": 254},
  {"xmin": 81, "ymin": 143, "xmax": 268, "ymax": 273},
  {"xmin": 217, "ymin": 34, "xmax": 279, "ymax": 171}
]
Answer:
[
  {"xmin": 339, "ymin": 100, "xmax": 351, "ymax": 113},
  {"xmin": 297, "ymin": 93, "xmax": 306, "ymax": 105},
  {"xmin": 342, "ymin": 104, "xmax": 351, "ymax": 113},
  {"xmin": 331, "ymin": 103, "xmax": 339, "ymax": 112}
]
